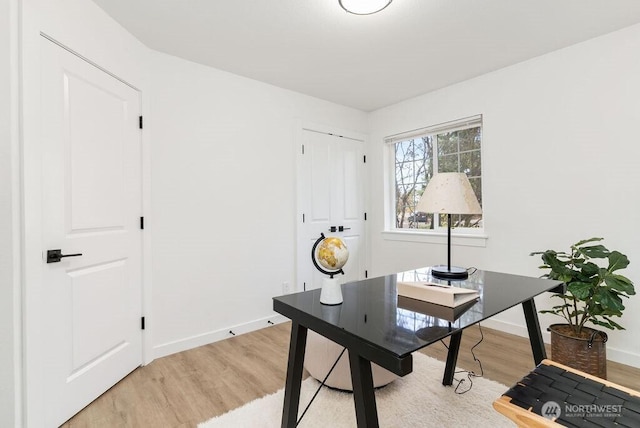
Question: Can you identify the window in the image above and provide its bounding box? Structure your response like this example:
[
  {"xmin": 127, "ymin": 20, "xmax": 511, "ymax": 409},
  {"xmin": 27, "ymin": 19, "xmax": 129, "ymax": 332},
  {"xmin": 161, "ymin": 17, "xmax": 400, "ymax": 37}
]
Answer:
[{"xmin": 388, "ymin": 115, "xmax": 483, "ymax": 233}]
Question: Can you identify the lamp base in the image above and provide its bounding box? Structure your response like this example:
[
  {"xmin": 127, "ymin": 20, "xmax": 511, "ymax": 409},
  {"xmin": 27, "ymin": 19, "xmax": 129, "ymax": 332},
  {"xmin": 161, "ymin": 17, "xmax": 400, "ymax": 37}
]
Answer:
[{"xmin": 431, "ymin": 265, "xmax": 469, "ymax": 280}]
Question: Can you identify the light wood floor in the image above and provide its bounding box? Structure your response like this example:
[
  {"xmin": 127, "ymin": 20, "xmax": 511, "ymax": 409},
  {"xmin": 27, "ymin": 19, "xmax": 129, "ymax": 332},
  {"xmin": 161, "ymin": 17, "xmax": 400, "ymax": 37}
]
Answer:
[{"xmin": 63, "ymin": 322, "xmax": 640, "ymax": 427}]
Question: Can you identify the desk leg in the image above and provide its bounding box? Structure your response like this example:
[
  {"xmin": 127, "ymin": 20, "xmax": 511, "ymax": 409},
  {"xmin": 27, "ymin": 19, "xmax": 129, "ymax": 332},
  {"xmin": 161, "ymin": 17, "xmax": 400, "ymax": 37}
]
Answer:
[
  {"xmin": 281, "ymin": 321, "xmax": 307, "ymax": 428},
  {"xmin": 443, "ymin": 330, "xmax": 462, "ymax": 386},
  {"xmin": 348, "ymin": 351, "xmax": 379, "ymax": 428},
  {"xmin": 522, "ymin": 298, "xmax": 547, "ymax": 364}
]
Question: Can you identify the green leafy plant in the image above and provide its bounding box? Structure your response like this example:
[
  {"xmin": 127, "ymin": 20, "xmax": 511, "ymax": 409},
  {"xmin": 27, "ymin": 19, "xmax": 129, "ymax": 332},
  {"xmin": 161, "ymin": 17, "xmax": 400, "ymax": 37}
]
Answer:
[{"xmin": 531, "ymin": 237, "xmax": 635, "ymax": 336}]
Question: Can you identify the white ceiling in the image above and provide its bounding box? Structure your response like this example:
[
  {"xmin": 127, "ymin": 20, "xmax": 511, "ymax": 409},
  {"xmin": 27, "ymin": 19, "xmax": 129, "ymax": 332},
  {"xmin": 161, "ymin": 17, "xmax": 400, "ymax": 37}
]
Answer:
[{"xmin": 92, "ymin": 0, "xmax": 640, "ymax": 111}]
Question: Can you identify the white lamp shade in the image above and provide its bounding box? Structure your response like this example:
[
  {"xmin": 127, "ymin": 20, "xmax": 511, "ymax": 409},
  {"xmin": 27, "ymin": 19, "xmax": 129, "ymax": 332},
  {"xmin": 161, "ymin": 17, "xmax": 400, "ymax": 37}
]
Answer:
[
  {"xmin": 416, "ymin": 172, "xmax": 482, "ymax": 215},
  {"xmin": 339, "ymin": 0, "xmax": 392, "ymax": 15}
]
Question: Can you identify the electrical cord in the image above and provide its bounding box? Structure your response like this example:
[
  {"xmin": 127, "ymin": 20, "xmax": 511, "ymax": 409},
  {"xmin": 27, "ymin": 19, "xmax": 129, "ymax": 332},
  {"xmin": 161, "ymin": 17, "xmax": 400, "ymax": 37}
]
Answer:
[
  {"xmin": 439, "ymin": 323, "xmax": 485, "ymax": 394},
  {"xmin": 296, "ymin": 347, "xmax": 347, "ymax": 426}
]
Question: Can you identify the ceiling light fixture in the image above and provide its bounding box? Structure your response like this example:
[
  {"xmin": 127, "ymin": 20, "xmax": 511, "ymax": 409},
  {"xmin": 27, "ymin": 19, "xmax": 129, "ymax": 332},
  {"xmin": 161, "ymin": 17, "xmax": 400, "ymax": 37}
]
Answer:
[{"xmin": 339, "ymin": 0, "xmax": 392, "ymax": 15}]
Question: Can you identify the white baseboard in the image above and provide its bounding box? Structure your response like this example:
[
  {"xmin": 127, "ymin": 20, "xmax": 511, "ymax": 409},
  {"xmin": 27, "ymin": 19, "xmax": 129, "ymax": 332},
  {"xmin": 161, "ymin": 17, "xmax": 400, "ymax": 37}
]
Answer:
[
  {"xmin": 481, "ymin": 319, "xmax": 640, "ymax": 368},
  {"xmin": 480, "ymin": 318, "xmax": 542, "ymax": 341},
  {"xmin": 152, "ymin": 314, "xmax": 289, "ymax": 360},
  {"xmin": 151, "ymin": 315, "xmax": 639, "ymax": 369}
]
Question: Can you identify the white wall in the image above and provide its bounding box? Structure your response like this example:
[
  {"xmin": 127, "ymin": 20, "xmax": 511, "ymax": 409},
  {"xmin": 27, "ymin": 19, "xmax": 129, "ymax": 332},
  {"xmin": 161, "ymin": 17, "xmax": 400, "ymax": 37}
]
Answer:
[
  {"xmin": 148, "ymin": 51, "xmax": 368, "ymax": 357},
  {"xmin": 1, "ymin": 0, "xmax": 20, "ymax": 425},
  {"xmin": 368, "ymin": 24, "xmax": 640, "ymax": 367}
]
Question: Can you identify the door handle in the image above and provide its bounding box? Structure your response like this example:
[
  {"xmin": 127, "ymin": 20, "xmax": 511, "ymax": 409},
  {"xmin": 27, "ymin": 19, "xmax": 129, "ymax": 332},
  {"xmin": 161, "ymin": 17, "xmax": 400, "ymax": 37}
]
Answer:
[
  {"xmin": 338, "ymin": 226, "xmax": 351, "ymax": 232},
  {"xmin": 329, "ymin": 226, "xmax": 337, "ymax": 232},
  {"xmin": 47, "ymin": 249, "xmax": 83, "ymax": 264}
]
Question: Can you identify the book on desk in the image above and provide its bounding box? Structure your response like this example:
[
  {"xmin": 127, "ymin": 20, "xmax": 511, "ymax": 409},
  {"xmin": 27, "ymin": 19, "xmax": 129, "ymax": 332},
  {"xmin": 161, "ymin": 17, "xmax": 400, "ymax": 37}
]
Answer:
[
  {"xmin": 396, "ymin": 281, "xmax": 480, "ymax": 308},
  {"xmin": 397, "ymin": 295, "xmax": 479, "ymax": 322}
]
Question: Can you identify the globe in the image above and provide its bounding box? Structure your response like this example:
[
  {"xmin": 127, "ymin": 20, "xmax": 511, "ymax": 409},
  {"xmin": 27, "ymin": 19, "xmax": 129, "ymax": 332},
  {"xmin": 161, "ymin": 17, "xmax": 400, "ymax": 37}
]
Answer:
[
  {"xmin": 311, "ymin": 234, "xmax": 349, "ymax": 305},
  {"xmin": 315, "ymin": 236, "xmax": 349, "ymax": 273}
]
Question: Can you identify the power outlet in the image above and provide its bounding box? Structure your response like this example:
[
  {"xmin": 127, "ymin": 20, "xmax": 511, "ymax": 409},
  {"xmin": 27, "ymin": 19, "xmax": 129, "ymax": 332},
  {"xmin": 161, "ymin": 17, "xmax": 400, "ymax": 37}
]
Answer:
[{"xmin": 282, "ymin": 281, "xmax": 291, "ymax": 294}]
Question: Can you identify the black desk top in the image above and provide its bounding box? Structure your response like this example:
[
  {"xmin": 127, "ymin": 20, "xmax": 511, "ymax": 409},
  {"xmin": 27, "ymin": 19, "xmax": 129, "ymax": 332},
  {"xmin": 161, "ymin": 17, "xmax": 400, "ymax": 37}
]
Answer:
[{"xmin": 273, "ymin": 268, "xmax": 561, "ymax": 375}]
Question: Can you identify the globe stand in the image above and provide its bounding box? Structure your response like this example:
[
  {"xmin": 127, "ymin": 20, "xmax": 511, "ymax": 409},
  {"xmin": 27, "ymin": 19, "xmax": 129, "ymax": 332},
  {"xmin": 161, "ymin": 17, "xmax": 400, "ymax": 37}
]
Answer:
[
  {"xmin": 319, "ymin": 277, "xmax": 343, "ymax": 305},
  {"xmin": 311, "ymin": 233, "xmax": 345, "ymax": 305}
]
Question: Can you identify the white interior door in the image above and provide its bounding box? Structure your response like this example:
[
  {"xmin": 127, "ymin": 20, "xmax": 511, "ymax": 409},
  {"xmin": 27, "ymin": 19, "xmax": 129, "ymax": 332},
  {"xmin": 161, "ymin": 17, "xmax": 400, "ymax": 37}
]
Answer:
[
  {"xmin": 40, "ymin": 39, "xmax": 143, "ymax": 426},
  {"xmin": 297, "ymin": 129, "xmax": 366, "ymax": 291}
]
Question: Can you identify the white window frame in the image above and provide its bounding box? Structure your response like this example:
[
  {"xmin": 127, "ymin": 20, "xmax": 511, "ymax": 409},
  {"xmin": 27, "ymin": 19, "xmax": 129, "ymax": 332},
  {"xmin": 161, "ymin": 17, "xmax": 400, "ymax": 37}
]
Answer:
[{"xmin": 383, "ymin": 115, "xmax": 487, "ymax": 247}]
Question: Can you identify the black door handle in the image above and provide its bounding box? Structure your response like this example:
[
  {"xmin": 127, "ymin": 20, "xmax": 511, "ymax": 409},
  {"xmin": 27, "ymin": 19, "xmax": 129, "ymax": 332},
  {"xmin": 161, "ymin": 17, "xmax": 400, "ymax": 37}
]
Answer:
[
  {"xmin": 329, "ymin": 226, "xmax": 351, "ymax": 232},
  {"xmin": 47, "ymin": 249, "xmax": 83, "ymax": 264}
]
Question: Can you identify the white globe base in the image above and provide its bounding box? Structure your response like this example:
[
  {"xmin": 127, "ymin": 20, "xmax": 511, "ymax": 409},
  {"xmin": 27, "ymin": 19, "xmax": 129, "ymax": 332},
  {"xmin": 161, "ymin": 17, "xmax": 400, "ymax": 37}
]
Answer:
[{"xmin": 319, "ymin": 277, "xmax": 343, "ymax": 305}]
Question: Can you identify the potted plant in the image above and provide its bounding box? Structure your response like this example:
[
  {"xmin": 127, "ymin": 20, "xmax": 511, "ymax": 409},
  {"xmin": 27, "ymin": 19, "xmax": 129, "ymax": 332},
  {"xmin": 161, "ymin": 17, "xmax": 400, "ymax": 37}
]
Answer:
[{"xmin": 530, "ymin": 237, "xmax": 635, "ymax": 378}]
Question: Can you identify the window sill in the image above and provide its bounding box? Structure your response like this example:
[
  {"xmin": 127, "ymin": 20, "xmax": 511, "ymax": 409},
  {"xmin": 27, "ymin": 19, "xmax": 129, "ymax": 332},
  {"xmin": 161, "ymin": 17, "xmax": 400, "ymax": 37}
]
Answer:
[{"xmin": 381, "ymin": 230, "xmax": 488, "ymax": 247}]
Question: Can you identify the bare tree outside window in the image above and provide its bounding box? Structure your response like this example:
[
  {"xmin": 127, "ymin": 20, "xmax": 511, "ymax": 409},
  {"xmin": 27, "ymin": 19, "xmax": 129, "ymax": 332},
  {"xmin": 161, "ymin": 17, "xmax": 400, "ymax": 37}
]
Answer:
[
  {"xmin": 436, "ymin": 127, "xmax": 482, "ymax": 228},
  {"xmin": 392, "ymin": 120, "xmax": 483, "ymax": 232},
  {"xmin": 395, "ymin": 137, "xmax": 434, "ymax": 229}
]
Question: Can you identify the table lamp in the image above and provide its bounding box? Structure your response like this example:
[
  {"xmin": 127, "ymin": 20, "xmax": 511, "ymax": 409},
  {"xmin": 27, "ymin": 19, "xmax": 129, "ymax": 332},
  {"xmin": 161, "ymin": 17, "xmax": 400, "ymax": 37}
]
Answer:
[{"xmin": 415, "ymin": 172, "xmax": 482, "ymax": 280}]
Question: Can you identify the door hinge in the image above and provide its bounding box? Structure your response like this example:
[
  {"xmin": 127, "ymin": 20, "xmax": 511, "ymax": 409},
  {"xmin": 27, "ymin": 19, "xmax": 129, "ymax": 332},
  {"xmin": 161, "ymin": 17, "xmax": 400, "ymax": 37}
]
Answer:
[
  {"xmin": 140, "ymin": 216, "xmax": 144, "ymax": 230},
  {"xmin": 365, "ymin": 270, "xmax": 368, "ymax": 278},
  {"xmin": 141, "ymin": 316, "xmax": 146, "ymax": 330},
  {"xmin": 363, "ymin": 155, "xmax": 366, "ymax": 163},
  {"xmin": 303, "ymin": 282, "xmax": 306, "ymax": 291},
  {"xmin": 301, "ymin": 144, "xmax": 305, "ymax": 154},
  {"xmin": 364, "ymin": 212, "xmax": 367, "ymax": 221},
  {"xmin": 139, "ymin": 116, "xmax": 143, "ymax": 129},
  {"xmin": 302, "ymin": 213, "xmax": 305, "ymax": 223}
]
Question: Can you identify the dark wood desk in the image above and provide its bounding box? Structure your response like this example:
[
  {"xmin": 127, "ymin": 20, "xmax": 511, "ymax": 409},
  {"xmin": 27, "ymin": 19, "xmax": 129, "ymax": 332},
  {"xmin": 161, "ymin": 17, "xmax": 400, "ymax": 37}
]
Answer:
[{"xmin": 273, "ymin": 268, "xmax": 562, "ymax": 428}]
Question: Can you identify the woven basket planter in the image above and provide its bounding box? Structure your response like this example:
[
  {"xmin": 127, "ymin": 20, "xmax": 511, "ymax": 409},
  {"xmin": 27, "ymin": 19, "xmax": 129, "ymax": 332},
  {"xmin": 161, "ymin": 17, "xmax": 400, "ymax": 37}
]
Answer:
[{"xmin": 549, "ymin": 324, "xmax": 608, "ymax": 379}]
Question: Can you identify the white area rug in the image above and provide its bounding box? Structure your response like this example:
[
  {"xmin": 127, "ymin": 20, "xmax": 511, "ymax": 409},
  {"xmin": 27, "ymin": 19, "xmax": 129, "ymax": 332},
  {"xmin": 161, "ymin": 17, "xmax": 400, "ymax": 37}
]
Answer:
[{"xmin": 198, "ymin": 352, "xmax": 515, "ymax": 427}]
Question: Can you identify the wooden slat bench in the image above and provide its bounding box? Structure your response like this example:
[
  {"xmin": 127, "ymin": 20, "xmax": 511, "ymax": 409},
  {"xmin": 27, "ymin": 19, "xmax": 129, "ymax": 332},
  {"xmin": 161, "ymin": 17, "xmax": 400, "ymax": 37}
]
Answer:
[{"xmin": 493, "ymin": 359, "xmax": 640, "ymax": 427}]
